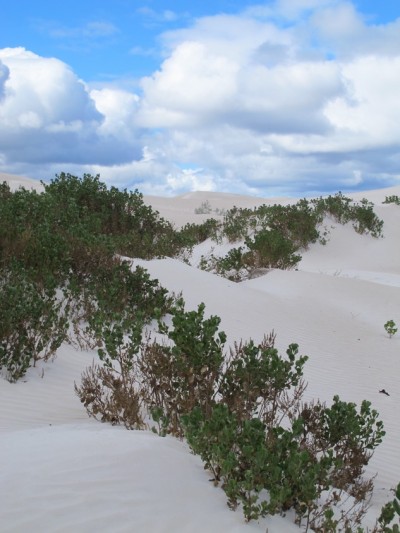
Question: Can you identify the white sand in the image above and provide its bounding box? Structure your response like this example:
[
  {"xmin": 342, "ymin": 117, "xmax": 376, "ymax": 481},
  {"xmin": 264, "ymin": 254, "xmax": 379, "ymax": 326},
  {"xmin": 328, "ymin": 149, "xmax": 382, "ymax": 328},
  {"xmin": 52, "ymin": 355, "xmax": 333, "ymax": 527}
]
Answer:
[
  {"xmin": 0, "ymin": 172, "xmax": 45, "ymax": 192},
  {"xmin": 1, "ymin": 174, "xmax": 399, "ymax": 531}
]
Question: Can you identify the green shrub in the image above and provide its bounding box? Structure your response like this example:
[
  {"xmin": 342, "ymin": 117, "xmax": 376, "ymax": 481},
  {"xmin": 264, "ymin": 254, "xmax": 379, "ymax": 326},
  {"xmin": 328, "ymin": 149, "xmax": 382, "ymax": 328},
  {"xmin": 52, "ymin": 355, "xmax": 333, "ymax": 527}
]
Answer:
[
  {"xmin": 180, "ymin": 317, "xmax": 384, "ymax": 527},
  {"xmin": 244, "ymin": 229, "xmax": 302, "ymax": 270},
  {"xmin": 218, "ymin": 334, "xmax": 308, "ymax": 428},
  {"xmin": 0, "ymin": 265, "xmax": 68, "ymax": 382},
  {"xmin": 214, "ymin": 247, "xmax": 247, "ymax": 281},
  {"xmin": 177, "ymin": 219, "xmax": 220, "ymax": 249},
  {"xmin": 351, "ymin": 199, "xmax": 384, "ymax": 237},
  {"xmin": 74, "ymin": 315, "xmax": 145, "ymax": 430},
  {"xmin": 183, "ymin": 404, "xmax": 270, "ymax": 521},
  {"xmin": 312, "ymin": 192, "xmax": 353, "ymax": 224},
  {"xmin": 384, "ymin": 320, "xmax": 397, "ymax": 338},
  {"xmin": 0, "ymin": 174, "xmax": 175, "ymax": 381},
  {"xmin": 378, "ymin": 482, "xmax": 400, "ymax": 532},
  {"xmin": 140, "ymin": 299, "xmax": 226, "ymax": 436},
  {"xmin": 312, "ymin": 193, "xmax": 384, "ymax": 238},
  {"xmin": 74, "ymin": 293, "xmax": 386, "ymax": 529},
  {"xmin": 383, "ymin": 195, "xmax": 400, "ymax": 206},
  {"xmin": 261, "ymin": 200, "xmax": 321, "ymax": 249},
  {"xmin": 222, "ymin": 206, "xmax": 254, "ymax": 242}
]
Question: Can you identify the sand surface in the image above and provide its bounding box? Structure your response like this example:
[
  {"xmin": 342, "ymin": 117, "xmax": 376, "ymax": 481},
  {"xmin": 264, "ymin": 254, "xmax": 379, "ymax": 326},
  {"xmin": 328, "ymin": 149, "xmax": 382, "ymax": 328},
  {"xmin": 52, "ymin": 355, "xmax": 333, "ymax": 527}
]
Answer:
[{"xmin": 1, "ymin": 173, "xmax": 399, "ymax": 532}]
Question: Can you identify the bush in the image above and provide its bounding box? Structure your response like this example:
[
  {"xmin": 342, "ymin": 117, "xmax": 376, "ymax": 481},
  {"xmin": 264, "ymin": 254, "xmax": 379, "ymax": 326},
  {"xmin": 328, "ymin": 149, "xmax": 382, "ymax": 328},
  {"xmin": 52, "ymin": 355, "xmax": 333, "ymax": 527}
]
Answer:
[
  {"xmin": 0, "ymin": 174, "xmax": 175, "ymax": 381},
  {"xmin": 0, "ymin": 265, "xmax": 68, "ymax": 381},
  {"xmin": 213, "ymin": 194, "xmax": 383, "ymax": 282},
  {"xmin": 177, "ymin": 219, "xmax": 220, "ymax": 249},
  {"xmin": 140, "ymin": 299, "xmax": 226, "ymax": 436},
  {"xmin": 383, "ymin": 195, "xmax": 400, "ymax": 206},
  {"xmin": 75, "ymin": 296, "xmax": 386, "ymax": 529},
  {"xmin": 378, "ymin": 482, "xmax": 400, "ymax": 532},
  {"xmin": 74, "ymin": 315, "xmax": 145, "ymax": 430},
  {"xmin": 313, "ymin": 193, "xmax": 384, "ymax": 238},
  {"xmin": 222, "ymin": 206, "xmax": 254, "ymax": 242},
  {"xmin": 180, "ymin": 314, "xmax": 384, "ymax": 527},
  {"xmin": 218, "ymin": 334, "xmax": 307, "ymax": 428},
  {"xmin": 351, "ymin": 199, "xmax": 384, "ymax": 237},
  {"xmin": 384, "ymin": 320, "xmax": 397, "ymax": 338},
  {"xmin": 244, "ymin": 229, "xmax": 302, "ymax": 270}
]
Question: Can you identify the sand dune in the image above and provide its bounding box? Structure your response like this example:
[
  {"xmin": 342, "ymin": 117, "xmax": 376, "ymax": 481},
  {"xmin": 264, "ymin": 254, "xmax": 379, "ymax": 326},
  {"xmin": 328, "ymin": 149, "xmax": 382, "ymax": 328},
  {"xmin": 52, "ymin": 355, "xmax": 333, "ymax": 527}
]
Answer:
[{"xmin": 1, "ymin": 174, "xmax": 399, "ymax": 531}]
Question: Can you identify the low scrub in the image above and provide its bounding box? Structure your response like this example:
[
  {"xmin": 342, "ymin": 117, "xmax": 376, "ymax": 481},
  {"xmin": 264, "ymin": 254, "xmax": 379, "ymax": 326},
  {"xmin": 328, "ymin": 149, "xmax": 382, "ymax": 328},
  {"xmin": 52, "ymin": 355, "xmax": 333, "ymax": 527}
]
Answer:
[
  {"xmin": 0, "ymin": 265, "xmax": 68, "ymax": 381},
  {"xmin": 205, "ymin": 193, "xmax": 383, "ymax": 281},
  {"xmin": 383, "ymin": 195, "xmax": 400, "ymax": 206},
  {"xmin": 76, "ymin": 299, "xmax": 387, "ymax": 530}
]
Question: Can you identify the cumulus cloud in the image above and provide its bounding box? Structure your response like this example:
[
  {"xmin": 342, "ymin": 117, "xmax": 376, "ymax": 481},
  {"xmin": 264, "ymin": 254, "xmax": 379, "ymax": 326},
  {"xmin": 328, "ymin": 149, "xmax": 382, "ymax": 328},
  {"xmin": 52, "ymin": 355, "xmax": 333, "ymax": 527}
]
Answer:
[
  {"xmin": 134, "ymin": 2, "xmax": 400, "ymax": 195},
  {"xmin": 0, "ymin": 48, "xmax": 142, "ymax": 169},
  {"xmin": 1, "ymin": 1, "xmax": 400, "ymax": 196},
  {"xmin": 0, "ymin": 60, "xmax": 9, "ymax": 100}
]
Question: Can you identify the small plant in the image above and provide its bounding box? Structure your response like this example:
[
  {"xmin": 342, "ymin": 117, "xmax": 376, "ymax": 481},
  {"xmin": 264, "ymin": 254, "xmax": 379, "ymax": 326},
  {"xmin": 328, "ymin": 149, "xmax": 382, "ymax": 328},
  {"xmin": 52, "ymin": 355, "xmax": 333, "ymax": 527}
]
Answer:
[
  {"xmin": 194, "ymin": 200, "xmax": 213, "ymax": 214},
  {"xmin": 140, "ymin": 299, "xmax": 226, "ymax": 436},
  {"xmin": 0, "ymin": 266, "xmax": 68, "ymax": 382},
  {"xmin": 244, "ymin": 229, "xmax": 302, "ymax": 271},
  {"xmin": 182, "ymin": 323, "xmax": 384, "ymax": 527},
  {"xmin": 384, "ymin": 320, "xmax": 397, "ymax": 338},
  {"xmin": 383, "ymin": 195, "xmax": 400, "ymax": 206},
  {"xmin": 378, "ymin": 482, "xmax": 400, "ymax": 532},
  {"xmin": 74, "ymin": 315, "xmax": 145, "ymax": 430}
]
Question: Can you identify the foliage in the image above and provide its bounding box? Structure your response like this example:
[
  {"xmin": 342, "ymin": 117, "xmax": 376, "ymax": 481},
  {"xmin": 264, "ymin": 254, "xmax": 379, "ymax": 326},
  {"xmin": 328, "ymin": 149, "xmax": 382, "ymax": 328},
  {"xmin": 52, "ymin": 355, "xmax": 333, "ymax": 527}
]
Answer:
[
  {"xmin": 0, "ymin": 264, "xmax": 68, "ymax": 381},
  {"xmin": 384, "ymin": 320, "xmax": 397, "ymax": 338},
  {"xmin": 140, "ymin": 299, "xmax": 227, "ymax": 436},
  {"xmin": 213, "ymin": 247, "xmax": 247, "ymax": 281},
  {"xmin": 312, "ymin": 193, "xmax": 384, "ymax": 238},
  {"xmin": 179, "ymin": 317, "xmax": 384, "ymax": 527},
  {"xmin": 0, "ymin": 174, "xmax": 176, "ymax": 380},
  {"xmin": 383, "ymin": 196, "xmax": 400, "ymax": 206},
  {"xmin": 75, "ymin": 311, "xmax": 146, "ymax": 430},
  {"xmin": 351, "ymin": 199, "xmax": 384, "ymax": 237},
  {"xmin": 0, "ymin": 173, "xmax": 182, "ymax": 280},
  {"xmin": 177, "ymin": 219, "xmax": 220, "ymax": 249},
  {"xmin": 218, "ymin": 333, "xmax": 307, "ymax": 428},
  {"xmin": 222, "ymin": 206, "xmax": 255, "ymax": 242},
  {"xmin": 244, "ymin": 229, "xmax": 302, "ymax": 270},
  {"xmin": 73, "ymin": 289, "xmax": 388, "ymax": 529},
  {"xmin": 67, "ymin": 259, "xmax": 172, "ymax": 349},
  {"xmin": 194, "ymin": 200, "xmax": 213, "ymax": 214},
  {"xmin": 210, "ymin": 193, "xmax": 383, "ymax": 281},
  {"xmin": 258, "ymin": 199, "xmax": 321, "ymax": 248},
  {"xmin": 378, "ymin": 483, "xmax": 400, "ymax": 532}
]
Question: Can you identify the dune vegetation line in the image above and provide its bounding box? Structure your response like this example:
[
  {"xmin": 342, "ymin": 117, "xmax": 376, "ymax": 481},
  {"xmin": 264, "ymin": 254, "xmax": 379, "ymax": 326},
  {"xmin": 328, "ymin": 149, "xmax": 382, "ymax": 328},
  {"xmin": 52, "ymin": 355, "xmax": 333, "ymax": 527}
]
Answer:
[{"xmin": 1, "ymin": 173, "xmax": 399, "ymax": 531}]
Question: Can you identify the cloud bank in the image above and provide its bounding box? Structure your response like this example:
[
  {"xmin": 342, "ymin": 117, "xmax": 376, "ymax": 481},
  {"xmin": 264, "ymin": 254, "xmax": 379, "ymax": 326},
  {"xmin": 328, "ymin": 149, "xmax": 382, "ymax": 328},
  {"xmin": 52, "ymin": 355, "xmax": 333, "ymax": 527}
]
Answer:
[{"xmin": 1, "ymin": 1, "xmax": 400, "ymax": 197}]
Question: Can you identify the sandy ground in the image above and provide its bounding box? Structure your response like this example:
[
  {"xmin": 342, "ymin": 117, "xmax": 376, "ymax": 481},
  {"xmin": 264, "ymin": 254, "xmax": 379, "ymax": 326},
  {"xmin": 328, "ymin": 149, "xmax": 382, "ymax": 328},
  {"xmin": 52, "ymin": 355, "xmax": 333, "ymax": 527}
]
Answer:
[{"xmin": 1, "ymin": 173, "xmax": 399, "ymax": 532}]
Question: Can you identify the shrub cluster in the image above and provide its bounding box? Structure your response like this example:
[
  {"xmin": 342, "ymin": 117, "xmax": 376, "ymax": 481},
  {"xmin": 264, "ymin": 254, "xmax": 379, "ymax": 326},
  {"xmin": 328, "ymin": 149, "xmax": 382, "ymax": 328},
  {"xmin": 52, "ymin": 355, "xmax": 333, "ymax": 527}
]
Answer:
[
  {"xmin": 383, "ymin": 195, "xmax": 400, "ymax": 206},
  {"xmin": 0, "ymin": 264, "xmax": 68, "ymax": 381},
  {"xmin": 0, "ymin": 174, "xmax": 175, "ymax": 380},
  {"xmin": 199, "ymin": 193, "xmax": 384, "ymax": 281},
  {"xmin": 75, "ymin": 299, "xmax": 387, "ymax": 530}
]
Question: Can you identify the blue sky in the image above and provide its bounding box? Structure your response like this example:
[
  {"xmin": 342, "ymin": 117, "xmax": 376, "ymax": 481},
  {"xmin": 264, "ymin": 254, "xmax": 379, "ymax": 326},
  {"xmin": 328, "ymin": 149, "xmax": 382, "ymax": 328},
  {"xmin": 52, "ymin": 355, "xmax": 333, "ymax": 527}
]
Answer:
[{"xmin": 1, "ymin": 0, "xmax": 400, "ymax": 197}]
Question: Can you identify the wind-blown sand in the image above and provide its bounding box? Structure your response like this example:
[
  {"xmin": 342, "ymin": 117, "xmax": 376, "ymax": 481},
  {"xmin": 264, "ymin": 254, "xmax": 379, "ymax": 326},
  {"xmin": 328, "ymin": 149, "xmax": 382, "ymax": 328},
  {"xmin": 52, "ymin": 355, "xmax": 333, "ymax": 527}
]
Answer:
[{"xmin": 1, "ymin": 174, "xmax": 399, "ymax": 532}]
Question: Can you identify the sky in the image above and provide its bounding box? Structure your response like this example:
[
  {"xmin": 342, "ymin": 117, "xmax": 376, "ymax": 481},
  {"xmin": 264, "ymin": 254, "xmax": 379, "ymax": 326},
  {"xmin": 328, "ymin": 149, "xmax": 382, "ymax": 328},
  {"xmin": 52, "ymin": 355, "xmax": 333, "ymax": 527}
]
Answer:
[{"xmin": 1, "ymin": 0, "xmax": 400, "ymax": 197}]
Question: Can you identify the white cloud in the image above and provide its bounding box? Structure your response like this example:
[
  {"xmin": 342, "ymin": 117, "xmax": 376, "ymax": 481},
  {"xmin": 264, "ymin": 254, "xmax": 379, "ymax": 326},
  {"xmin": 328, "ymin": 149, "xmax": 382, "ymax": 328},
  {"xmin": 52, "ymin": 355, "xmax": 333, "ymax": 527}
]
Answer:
[
  {"xmin": 0, "ymin": 48, "xmax": 142, "ymax": 168},
  {"xmin": 0, "ymin": 60, "xmax": 9, "ymax": 100},
  {"xmin": 1, "ymin": 1, "xmax": 400, "ymax": 196},
  {"xmin": 0, "ymin": 48, "xmax": 100, "ymax": 127},
  {"xmin": 133, "ymin": 3, "xmax": 400, "ymax": 195},
  {"xmin": 139, "ymin": 41, "xmax": 239, "ymax": 127},
  {"xmin": 310, "ymin": 4, "xmax": 400, "ymax": 58},
  {"xmin": 324, "ymin": 55, "xmax": 400, "ymax": 145}
]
